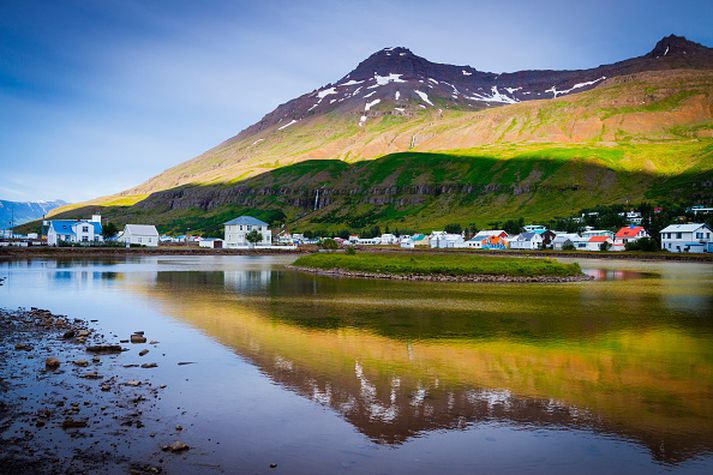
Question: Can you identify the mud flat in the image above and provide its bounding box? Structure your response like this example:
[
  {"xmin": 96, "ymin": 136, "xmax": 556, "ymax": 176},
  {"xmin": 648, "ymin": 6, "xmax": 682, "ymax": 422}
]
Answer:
[{"xmin": 0, "ymin": 308, "xmax": 192, "ymax": 474}]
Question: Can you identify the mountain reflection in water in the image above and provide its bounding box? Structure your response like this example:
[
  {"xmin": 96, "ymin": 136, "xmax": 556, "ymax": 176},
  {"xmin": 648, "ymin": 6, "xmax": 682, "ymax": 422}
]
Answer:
[{"xmin": 109, "ymin": 262, "xmax": 713, "ymax": 466}]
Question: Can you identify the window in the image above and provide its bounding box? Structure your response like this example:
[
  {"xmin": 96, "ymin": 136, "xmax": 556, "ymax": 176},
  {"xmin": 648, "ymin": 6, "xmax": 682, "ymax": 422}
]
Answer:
[
  {"xmin": 82, "ymin": 236, "xmax": 88, "ymax": 242},
  {"xmin": 82, "ymin": 226, "xmax": 89, "ymax": 233},
  {"xmin": 676, "ymin": 233, "xmax": 682, "ymax": 239},
  {"xmin": 138, "ymin": 237, "xmax": 142, "ymax": 243}
]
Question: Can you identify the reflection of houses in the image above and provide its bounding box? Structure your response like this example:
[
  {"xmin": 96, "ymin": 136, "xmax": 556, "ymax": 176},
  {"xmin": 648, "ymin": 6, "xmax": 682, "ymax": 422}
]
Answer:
[
  {"xmin": 466, "ymin": 230, "xmax": 508, "ymax": 249},
  {"xmin": 660, "ymin": 223, "xmax": 712, "ymax": 253},
  {"xmin": 46, "ymin": 214, "xmax": 103, "ymax": 246}
]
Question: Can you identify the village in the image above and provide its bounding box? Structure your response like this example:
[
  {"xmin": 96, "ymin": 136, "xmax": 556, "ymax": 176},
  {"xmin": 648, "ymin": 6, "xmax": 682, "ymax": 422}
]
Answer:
[{"xmin": 2, "ymin": 208, "xmax": 713, "ymax": 254}]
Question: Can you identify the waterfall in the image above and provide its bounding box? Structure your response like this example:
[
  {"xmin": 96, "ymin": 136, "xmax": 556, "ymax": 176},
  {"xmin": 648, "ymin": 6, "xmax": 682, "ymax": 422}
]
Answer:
[{"xmin": 313, "ymin": 189, "xmax": 320, "ymax": 211}]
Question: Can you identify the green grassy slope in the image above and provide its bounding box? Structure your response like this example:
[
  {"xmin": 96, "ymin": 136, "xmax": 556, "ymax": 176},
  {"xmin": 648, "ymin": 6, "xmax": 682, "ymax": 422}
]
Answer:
[{"xmin": 23, "ymin": 140, "xmax": 713, "ymax": 236}]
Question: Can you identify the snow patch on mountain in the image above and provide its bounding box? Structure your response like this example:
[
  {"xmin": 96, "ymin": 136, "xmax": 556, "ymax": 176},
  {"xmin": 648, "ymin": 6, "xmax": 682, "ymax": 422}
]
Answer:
[
  {"xmin": 278, "ymin": 119, "xmax": 298, "ymax": 131},
  {"xmin": 317, "ymin": 87, "xmax": 337, "ymax": 99},
  {"xmin": 462, "ymin": 69, "xmax": 472, "ymax": 76},
  {"xmin": 367, "ymin": 73, "xmax": 407, "ymax": 89},
  {"xmin": 414, "ymin": 90, "xmax": 434, "ymax": 106},
  {"xmin": 465, "ymin": 86, "xmax": 517, "ymax": 104},
  {"xmin": 545, "ymin": 76, "xmax": 606, "ymax": 98},
  {"xmin": 364, "ymin": 98, "xmax": 381, "ymax": 111}
]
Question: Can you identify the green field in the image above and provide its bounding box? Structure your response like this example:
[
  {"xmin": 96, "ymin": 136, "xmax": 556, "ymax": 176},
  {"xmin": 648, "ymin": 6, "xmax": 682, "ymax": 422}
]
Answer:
[{"xmin": 293, "ymin": 252, "xmax": 583, "ymax": 278}]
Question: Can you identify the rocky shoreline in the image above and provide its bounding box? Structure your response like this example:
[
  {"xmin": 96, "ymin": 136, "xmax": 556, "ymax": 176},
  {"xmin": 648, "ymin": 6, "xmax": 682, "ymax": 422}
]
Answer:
[
  {"xmin": 0, "ymin": 308, "xmax": 193, "ymax": 474},
  {"xmin": 286, "ymin": 265, "xmax": 595, "ymax": 283}
]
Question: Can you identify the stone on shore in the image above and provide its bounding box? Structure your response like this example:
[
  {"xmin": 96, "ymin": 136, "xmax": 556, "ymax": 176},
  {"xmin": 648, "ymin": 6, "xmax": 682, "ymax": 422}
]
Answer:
[
  {"xmin": 161, "ymin": 440, "xmax": 189, "ymax": 453},
  {"xmin": 86, "ymin": 344, "xmax": 123, "ymax": 353},
  {"xmin": 131, "ymin": 334, "xmax": 147, "ymax": 344},
  {"xmin": 45, "ymin": 357, "xmax": 60, "ymax": 370}
]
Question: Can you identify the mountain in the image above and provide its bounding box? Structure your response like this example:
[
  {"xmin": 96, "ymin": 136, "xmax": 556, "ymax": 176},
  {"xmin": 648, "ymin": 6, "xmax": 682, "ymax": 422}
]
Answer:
[
  {"xmin": 35, "ymin": 35, "xmax": 713, "ymax": 234},
  {"xmin": 234, "ymin": 34, "xmax": 713, "ymax": 138},
  {"xmin": 0, "ymin": 199, "xmax": 67, "ymax": 228}
]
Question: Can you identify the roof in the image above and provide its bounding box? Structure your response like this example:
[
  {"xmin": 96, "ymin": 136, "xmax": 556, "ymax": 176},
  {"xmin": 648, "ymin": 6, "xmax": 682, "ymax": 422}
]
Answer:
[
  {"xmin": 471, "ymin": 230, "xmax": 507, "ymax": 240},
  {"xmin": 517, "ymin": 232, "xmax": 541, "ymax": 241},
  {"xmin": 411, "ymin": 234, "xmax": 426, "ymax": 241},
  {"xmin": 589, "ymin": 235, "xmax": 611, "ymax": 242},
  {"xmin": 660, "ymin": 223, "xmax": 711, "ymax": 233},
  {"xmin": 123, "ymin": 224, "xmax": 159, "ymax": 236},
  {"xmin": 615, "ymin": 226, "xmax": 645, "ymax": 238},
  {"xmin": 224, "ymin": 216, "xmax": 268, "ymax": 226},
  {"xmin": 50, "ymin": 220, "xmax": 102, "ymax": 236},
  {"xmin": 552, "ymin": 234, "xmax": 580, "ymax": 242}
]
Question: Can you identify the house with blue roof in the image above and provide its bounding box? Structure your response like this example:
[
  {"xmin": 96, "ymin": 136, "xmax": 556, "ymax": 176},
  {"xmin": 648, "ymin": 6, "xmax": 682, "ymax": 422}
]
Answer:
[
  {"xmin": 46, "ymin": 214, "xmax": 103, "ymax": 246},
  {"xmin": 223, "ymin": 216, "xmax": 272, "ymax": 248}
]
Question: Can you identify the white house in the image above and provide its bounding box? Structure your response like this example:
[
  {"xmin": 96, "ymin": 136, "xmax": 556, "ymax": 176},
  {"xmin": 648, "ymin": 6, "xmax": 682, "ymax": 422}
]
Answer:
[
  {"xmin": 585, "ymin": 235, "xmax": 613, "ymax": 251},
  {"xmin": 581, "ymin": 229, "xmax": 615, "ymax": 240},
  {"xmin": 400, "ymin": 234, "xmax": 428, "ymax": 248},
  {"xmin": 357, "ymin": 237, "xmax": 381, "ymax": 245},
  {"xmin": 660, "ymin": 223, "xmax": 713, "ymax": 253},
  {"xmin": 380, "ymin": 233, "xmax": 399, "ymax": 245},
  {"xmin": 612, "ymin": 226, "xmax": 649, "ymax": 251},
  {"xmin": 430, "ymin": 231, "xmax": 465, "ymax": 248},
  {"xmin": 223, "ymin": 216, "xmax": 272, "ymax": 248},
  {"xmin": 118, "ymin": 224, "xmax": 159, "ymax": 247},
  {"xmin": 551, "ymin": 233, "xmax": 581, "ymax": 251},
  {"xmin": 46, "ymin": 215, "xmax": 103, "ymax": 246},
  {"xmin": 198, "ymin": 238, "xmax": 223, "ymax": 249},
  {"xmin": 508, "ymin": 232, "xmax": 543, "ymax": 250},
  {"xmin": 618, "ymin": 210, "xmax": 643, "ymax": 225},
  {"xmin": 466, "ymin": 230, "xmax": 509, "ymax": 249}
]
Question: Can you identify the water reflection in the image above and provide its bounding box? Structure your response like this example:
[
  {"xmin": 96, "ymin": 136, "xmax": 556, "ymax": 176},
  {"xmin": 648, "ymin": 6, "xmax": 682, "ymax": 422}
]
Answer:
[
  {"xmin": 128, "ymin": 265, "xmax": 713, "ymax": 465},
  {"xmin": 2, "ymin": 256, "xmax": 711, "ymax": 467}
]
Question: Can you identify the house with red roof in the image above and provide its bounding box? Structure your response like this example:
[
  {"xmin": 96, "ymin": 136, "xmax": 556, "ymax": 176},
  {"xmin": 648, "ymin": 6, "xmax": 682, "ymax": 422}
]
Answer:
[
  {"xmin": 612, "ymin": 225, "xmax": 649, "ymax": 251},
  {"xmin": 585, "ymin": 235, "xmax": 613, "ymax": 251}
]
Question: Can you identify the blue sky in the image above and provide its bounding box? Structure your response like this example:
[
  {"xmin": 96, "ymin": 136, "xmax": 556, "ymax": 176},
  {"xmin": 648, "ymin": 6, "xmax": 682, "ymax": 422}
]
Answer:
[{"xmin": 1, "ymin": 0, "xmax": 712, "ymax": 202}]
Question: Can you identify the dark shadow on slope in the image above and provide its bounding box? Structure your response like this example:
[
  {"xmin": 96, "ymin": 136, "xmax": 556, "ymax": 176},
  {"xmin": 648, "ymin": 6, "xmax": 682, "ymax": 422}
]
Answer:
[{"xmin": 16, "ymin": 151, "xmax": 713, "ymax": 235}]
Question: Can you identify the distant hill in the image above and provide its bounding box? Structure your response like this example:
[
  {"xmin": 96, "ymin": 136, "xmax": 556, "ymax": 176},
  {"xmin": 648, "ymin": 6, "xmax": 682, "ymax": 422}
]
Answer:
[
  {"xmin": 37, "ymin": 34, "xmax": 713, "ymax": 234},
  {"xmin": 0, "ymin": 199, "xmax": 67, "ymax": 228}
]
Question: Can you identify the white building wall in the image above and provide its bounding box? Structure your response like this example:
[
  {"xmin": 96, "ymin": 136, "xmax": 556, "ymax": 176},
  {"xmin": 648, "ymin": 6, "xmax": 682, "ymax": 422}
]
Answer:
[{"xmin": 224, "ymin": 223, "xmax": 272, "ymax": 248}]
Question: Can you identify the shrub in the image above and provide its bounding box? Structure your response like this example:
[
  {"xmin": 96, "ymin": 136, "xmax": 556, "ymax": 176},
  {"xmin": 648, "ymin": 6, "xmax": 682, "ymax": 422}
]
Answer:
[
  {"xmin": 624, "ymin": 237, "xmax": 658, "ymax": 252},
  {"xmin": 320, "ymin": 238, "xmax": 339, "ymax": 250}
]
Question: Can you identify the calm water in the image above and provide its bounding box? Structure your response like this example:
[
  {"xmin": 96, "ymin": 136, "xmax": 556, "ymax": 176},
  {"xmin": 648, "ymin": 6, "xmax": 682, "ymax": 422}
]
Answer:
[{"xmin": 1, "ymin": 255, "xmax": 712, "ymax": 474}]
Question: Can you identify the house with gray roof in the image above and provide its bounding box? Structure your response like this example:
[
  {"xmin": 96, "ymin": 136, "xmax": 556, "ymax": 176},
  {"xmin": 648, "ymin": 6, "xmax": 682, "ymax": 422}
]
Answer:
[
  {"xmin": 224, "ymin": 216, "xmax": 272, "ymax": 248},
  {"xmin": 660, "ymin": 223, "xmax": 712, "ymax": 253},
  {"xmin": 118, "ymin": 224, "xmax": 159, "ymax": 247}
]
